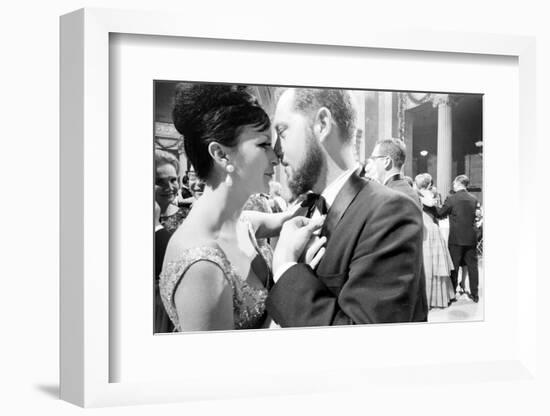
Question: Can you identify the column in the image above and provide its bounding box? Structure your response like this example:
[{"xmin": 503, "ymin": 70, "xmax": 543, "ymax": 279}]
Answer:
[
  {"xmin": 433, "ymin": 94, "xmax": 453, "ymax": 200},
  {"xmin": 403, "ymin": 111, "xmax": 414, "ymax": 177},
  {"xmin": 377, "ymin": 91, "xmax": 393, "ymax": 141},
  {"xmin": 350, "ymin": 90, "xmax": 366, "ymax": 164},
  {"xmin": 363, "ymin": 91, "xmax": 379, "ymax": 159}
]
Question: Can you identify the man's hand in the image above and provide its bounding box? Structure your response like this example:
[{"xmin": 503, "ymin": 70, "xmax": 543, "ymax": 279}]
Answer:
[
  {"xmin": 273, "ymin": 215, "xmax": 325, "ymax": 277},
  {"xmin": 303, "ymin": 235, "xmax": 326, "ymax": 270}
]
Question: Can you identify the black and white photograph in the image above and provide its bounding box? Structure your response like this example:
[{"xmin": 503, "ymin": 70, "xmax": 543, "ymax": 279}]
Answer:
[{"xmin": 153, "ymin": 82, "xmax": 484, "ymax": 333}]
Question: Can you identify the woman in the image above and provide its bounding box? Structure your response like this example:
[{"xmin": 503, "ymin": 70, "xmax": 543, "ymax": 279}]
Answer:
[
  {"xmin": 415, "ymin": 173, "xmax": 455, "ymax": 308},
  {"xmin": 155, "ymin": 150, "xmax": 188, "ymax": 234},
  {"xmin": 159, "ymin": 84, "xmax": 324, "ymax": 332}
]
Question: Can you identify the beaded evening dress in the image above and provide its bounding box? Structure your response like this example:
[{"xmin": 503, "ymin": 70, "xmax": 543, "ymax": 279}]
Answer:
[{"xmin": 159, "ymin": 221, "xmax": 271, "ymax": 331}]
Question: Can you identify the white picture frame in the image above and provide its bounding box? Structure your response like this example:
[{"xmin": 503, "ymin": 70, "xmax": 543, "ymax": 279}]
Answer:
[{"xmin": 60, "ymin": 7, "xmax": 538, "ymax": 407}]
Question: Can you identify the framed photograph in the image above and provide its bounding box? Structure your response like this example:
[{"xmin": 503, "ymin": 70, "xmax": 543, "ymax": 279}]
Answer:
[
  {"xmin": 60, "ymin": 7, "xmax": 537, "ymax": 407},
  {"xmin": 152, "ymin": 80, "xmax": 484, "ymax": 335}
]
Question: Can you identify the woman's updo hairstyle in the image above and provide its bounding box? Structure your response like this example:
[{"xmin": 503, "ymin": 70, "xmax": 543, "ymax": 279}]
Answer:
[
  {"xmin": 172, "ymin": 83, "xmax": 271, "ymax": 180},
  {"xmin": 155, "ymin": 149, "xmax": 180, "ymax": 175},
  {"xmin": 414, "ymin": 173, "xmax": 433, "ymax": 190}
]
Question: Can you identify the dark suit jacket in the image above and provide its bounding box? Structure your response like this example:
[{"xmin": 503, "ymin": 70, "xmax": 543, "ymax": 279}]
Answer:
[
  {"xmin": 385, "ymin": 174, "xmax": 421, "ymax": 207},
  {"xmin": 155, "ymin": 228, "xmax": 174, "ymax": 333},
  {"xmin": 436, "ymin": 189, "xmax": 479, "ymax": 246},
  {"xmin": 385, "ymin": 174, "xmax": 427, "ymax": 315},
  {"xmin": 266, "ymin": 172, "xmax": 427, "ymax": 327}
]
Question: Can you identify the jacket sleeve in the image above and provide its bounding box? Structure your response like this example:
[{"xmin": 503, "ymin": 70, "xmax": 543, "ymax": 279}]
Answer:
[
  {"xmin": 436, "ymin": 196, "xmax": 453, "ymax": 218},
  {"xmin": 266, "ymin": 192, "xmax": 424, "ymax": 327}
]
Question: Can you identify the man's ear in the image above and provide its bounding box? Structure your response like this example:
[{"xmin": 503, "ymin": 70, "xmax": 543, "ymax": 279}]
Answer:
[
  {"xmin": 208, "ymin": 142, "xmax": 230, "ymax": 168},
  {"xmin": 384, "ymin": 156, "xmax": 393, "ymax": 171},
  {"xmin": 313, "ymin": 107, "xmax": 332, "ymax": 142}
]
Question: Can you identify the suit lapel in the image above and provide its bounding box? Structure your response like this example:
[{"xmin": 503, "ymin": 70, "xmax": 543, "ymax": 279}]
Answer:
[{"xmin": 321, "ymin": 171, "xmax": 366, "ymax": 240}]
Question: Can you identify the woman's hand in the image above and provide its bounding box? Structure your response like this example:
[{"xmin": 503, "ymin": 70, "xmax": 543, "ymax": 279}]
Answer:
[
  {"xmin": 419, "ymin": 190, "xmax": 437, "ymax": 207},
  {"xmin": 242, "ymin": 200, "xmax": 305, "ymax": 239},
  {"xmin": 279, "ymin": 198, "xmax": 304, "ymax": 221}
]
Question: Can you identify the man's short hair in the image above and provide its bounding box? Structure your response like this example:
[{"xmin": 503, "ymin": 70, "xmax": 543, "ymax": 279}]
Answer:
[
  {"xmin": 375, "ymin": 138, "xmax": 407, "ymax": 170},
  {"xmin": 454, "ymin": 174, "xmax": 470, "ymax": 187},
  {"xmin": 277, "ymin": 87, "xmax": 357, "ymax": 142}
]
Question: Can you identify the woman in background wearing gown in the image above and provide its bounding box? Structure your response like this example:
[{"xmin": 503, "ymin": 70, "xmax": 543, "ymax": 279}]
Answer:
[{"xmin": 415, "ymin": 173, "xmax": 455, "ymax": 308}]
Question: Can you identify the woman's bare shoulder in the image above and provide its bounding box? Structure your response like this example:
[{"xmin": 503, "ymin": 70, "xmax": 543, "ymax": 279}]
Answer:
[{"xmin": 164, "ymin": 221, "xmax": 218, "ymax": 256}]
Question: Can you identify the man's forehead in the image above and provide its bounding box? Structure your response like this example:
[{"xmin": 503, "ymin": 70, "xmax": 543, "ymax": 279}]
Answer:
[
  {"xmin": 274, "ymin": 89, "xmax": 301, "ymax": 126},
  {"xmin": 275, "ymin": 89, "xmax": 295, "ymax": 114}
]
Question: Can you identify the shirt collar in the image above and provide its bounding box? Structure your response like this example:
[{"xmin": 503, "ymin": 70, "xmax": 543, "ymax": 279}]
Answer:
[
  {"xmin": 321, "ymin": 167, "xmax": 357, "ymax": 209},
  {"xmin": 383, "ymin": 172, "xmax": 402, "ymax": 186}
]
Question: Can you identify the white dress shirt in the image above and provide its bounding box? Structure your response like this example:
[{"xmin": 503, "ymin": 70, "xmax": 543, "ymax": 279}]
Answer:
[{"xmin": 273, "ymin": 167, "xmax": 357, "ymax": 281}]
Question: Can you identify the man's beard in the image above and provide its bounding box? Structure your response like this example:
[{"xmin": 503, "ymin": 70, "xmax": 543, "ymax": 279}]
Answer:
[{"xmin": 287, "ymin": 132, "xmax": 324, "ymax": 198}]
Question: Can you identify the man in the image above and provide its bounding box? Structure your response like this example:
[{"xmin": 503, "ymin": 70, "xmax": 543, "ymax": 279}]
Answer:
[
  {"xmin": 436, "ymin": 175, "xmax": 480, "ymax": 302},
  {"xmin": 368, "ymin": 138, "xmax": 421, "ymax": 206},
  {"xmin": 368, "ymin": 139, "xmax": 427, "ymax": 312},
  {"xmin": 267, "ymin": 88, "xmax": 427, "ymax": 326}
]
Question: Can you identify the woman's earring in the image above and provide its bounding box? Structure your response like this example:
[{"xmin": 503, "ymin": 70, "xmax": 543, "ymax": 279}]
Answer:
[{"xmin": 225, "ymin": 163, "xmax": 234, "ymax": 187}]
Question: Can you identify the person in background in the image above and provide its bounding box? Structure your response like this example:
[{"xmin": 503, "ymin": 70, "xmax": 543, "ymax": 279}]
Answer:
[
  {"xmin": 368, "ymin": 138, "xmax": 421, "ymax": 207},
  {"xmin": 415, "ymin": 173, "xmax": 455, "ymax": 308},
  {"xmin": 268, "ymin": 180, "xmax": 288, "ymax": 213},
  {"xmin": 177, "ymin": 174, "xmax": 195, "ymax": 212},
  {"xmin": 434, "ymin": 175, "xmax": 481, "ymax": 303},
  {"xmin": 155, "ymin": 150, "xmax": 187, "ymax": 234},
  {"xmin": 191, "ymin": 180, "xmax": 205, "ymax": 198},
  {"xmin": 154, "ymin": 201, "xmax": 174, "ymax": 333}
]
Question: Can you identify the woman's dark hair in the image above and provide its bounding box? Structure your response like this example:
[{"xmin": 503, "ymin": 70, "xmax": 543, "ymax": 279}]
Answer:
[{"xmin": 172, "ymin": 83, "xmax": 271, "ymax": 180}]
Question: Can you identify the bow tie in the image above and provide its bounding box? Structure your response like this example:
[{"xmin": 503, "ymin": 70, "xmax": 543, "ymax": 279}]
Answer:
[{"xmin": 300, "ymin": 193, "xmax": 328, "ymax": 218}]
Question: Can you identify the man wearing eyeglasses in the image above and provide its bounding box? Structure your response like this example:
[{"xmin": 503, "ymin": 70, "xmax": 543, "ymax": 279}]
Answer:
[
  {"xmin": 368, "ymin": 138, "xmax": 422, "ymax": 207},
  {"xmin": 367, "ymin": 138, "xmax": 426, "ymax": 317}
]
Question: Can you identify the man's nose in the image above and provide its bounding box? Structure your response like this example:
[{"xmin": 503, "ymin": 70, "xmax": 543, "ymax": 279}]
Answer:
[{"xmin": 273, "ymin": 137, "xmax": 283, "ymax": 161}]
